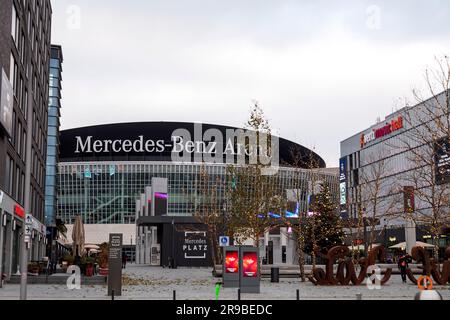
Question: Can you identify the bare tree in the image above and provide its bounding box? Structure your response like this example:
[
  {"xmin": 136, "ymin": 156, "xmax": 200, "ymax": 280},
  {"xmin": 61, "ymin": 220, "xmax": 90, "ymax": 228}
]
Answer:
[
  {"xmin": 358, "ymin": 153, "xmax": 400, "ymax": 251},
  {"xmin": 398, "ymin": 56, "xmax": 450, "ymax": 259},
  {"xmin": 192, "ymin": 165, "xmax": 225, "ymax": 266}
]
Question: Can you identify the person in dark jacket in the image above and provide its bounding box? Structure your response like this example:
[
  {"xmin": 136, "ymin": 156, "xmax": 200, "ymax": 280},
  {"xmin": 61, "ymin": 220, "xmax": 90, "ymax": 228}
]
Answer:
[
  {"xmin": 398, "ymin": 254, "xmax": 409, "ymax": 283},
  {"xmin": 122, "ymin": 254, "xmax": 127, "ymax": 269}
]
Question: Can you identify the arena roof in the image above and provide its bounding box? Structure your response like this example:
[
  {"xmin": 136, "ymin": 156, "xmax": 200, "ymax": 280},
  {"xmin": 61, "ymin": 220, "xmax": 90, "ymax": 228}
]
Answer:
[{"xmin": 60, "ymin": 122, "xmax": 325, "ymax": 168}]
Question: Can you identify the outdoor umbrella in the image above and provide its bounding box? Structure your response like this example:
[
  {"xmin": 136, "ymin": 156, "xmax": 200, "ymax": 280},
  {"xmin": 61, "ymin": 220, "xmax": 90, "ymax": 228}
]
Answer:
[
  {"xmin": 72, "ymin": 215, "xmax": 85, "ymax": 258},
  {"xmin": 84, "ymin": 244, "xmax": 99, "ymax": 256},
  {"xmin": 389, "ymin": 241, "xmax": 435, "ymax": 250},
  {"xmin": 84, "ymin": 244, "xmax": 100, "ymax": 250}
]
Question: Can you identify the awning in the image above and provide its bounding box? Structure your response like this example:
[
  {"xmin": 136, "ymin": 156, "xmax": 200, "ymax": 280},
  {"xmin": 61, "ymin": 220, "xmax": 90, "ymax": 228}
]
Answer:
[{"xmin": 389, "ymin": 241, "xmax": 435, "ymax": 249}]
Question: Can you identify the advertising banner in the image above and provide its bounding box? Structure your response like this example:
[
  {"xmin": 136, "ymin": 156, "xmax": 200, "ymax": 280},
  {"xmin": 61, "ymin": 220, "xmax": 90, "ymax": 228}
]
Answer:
[
  {"xmin": 225, "ymin": 250, "xmax": 238, "ymax": 273},
  {"xmin": 242, "ymin": 252, "xmax": 258, "ymax": 277},
  {"xmin": 434, "ymin": 137, "xmax": 450, "ymax": 185},
  {"xmin": 222, "ymin": 246, "xmax": 240, "ymax": 288},
  {"xmin": 339, "ymin": 157, "xmax": 347, "ymax": 205},
  {"xmin": 0, "ymin": 68, "xmax": 13, "ymax": 137}
]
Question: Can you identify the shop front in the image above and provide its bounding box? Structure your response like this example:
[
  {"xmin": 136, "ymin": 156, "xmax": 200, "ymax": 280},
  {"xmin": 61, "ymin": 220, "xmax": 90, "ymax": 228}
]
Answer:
[
  {"xmin": 0, "ymin": 190, "xmax": 24, "ymax": 281},
  {"xmin": 0, "ymin": 190, "xmax": 47, "ymax": 282}
]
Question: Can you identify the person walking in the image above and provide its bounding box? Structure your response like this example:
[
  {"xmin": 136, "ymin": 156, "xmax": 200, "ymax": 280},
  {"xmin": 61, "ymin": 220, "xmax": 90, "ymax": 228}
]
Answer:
[
  {"xmin": 398, "ymin": 254, "xmax": 409, "ymax": 283},
  {"xmin": 122, "ymin": 254, "xmax": 127, "ymax": 269}
]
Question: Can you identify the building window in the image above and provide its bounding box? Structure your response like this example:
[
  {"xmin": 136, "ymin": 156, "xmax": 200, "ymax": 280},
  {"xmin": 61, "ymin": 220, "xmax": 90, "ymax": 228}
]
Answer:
[
  {"xmin": 11, "ymin": 4, "xmax": 19, "ymax": 46},
  {"xmin": 15, "ymin": 166, "xmax": 20, "ymax": 200},
  {"xmin": 17, "ymin": 121, "xmax": 22, "ymax": 157},
  {"xmin": 9, "ymin": 53, "xmax": 16, "ymax": 88},
  {"xmin": 6, "ymin": 155, "xmax": 13, "ymax": 195}
]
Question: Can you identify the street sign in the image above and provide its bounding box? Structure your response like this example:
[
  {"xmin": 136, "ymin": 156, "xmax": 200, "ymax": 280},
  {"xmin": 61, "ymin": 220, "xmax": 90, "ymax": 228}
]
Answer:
[
  {"xmin": 24, "ymin": 235, "xmax": 31, "ymax": 243},
  {"xmin": 108, "ymin": 233, "xmax": 123, "ymax": 296},
  {"xmin": 25, "ymin": 214, "xmax": 32, "ymax": 225},
  {"xmin": 24, "ymin": 225, "xmax": 32, "ymax": 235},
  {"xmin": 219, "ymin": 236, "xmax": 230, "ymax": 247}
]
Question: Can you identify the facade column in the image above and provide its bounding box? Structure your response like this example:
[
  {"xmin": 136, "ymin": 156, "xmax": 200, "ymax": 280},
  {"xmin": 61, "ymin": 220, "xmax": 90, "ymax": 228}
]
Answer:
[{"xmin": 405, "ymin": 218, "xmax": 416, "ymax": 255}]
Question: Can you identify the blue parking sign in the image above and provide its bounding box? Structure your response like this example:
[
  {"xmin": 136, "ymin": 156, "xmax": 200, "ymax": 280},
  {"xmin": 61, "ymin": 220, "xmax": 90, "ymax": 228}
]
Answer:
[{"xmin": 219, "ymin": 236, "xmax": 229, "ymax": 247}]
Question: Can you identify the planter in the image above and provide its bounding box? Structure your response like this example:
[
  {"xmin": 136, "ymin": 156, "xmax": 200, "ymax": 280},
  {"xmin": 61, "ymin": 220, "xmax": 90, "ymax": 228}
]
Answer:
[
  {"xmin": 85, "ymin": 264, "xmax": 94, "ymax": 277},
  {"xmin": 28, "ymin": 267, "xmax": 39, "ymax": 275},
  {"xmin": 98, "ymin": 267, "xmax": 109, "ymax": 276}
]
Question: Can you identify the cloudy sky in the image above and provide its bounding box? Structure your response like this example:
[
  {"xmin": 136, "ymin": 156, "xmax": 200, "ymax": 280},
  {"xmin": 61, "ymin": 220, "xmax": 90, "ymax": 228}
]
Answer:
[{"xmin": 49, "ymin": 0, "xmax": 450, "ymax": 167}]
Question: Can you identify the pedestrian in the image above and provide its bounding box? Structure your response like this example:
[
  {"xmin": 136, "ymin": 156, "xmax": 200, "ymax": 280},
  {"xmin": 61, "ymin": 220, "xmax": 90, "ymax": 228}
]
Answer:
[
  {"xmin": 398, "ymin": 254, "xmax": 409, "ymax": 283},
  {"xmin": 122, "ymin": 254, "xmax": 127, "ymax": 269}
]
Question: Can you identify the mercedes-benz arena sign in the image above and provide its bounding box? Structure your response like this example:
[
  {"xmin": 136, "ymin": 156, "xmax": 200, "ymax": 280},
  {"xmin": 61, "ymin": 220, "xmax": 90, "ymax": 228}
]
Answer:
[{"xmin": 60, "ymin": 122, "xmax": 325, "ymax": 169}]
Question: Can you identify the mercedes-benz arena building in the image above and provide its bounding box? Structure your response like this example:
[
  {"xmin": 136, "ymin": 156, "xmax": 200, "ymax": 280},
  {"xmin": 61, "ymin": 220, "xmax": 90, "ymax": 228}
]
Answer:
[{"xmin": 58, "ymin": 122, "xmax": 338, "ymax": 266}]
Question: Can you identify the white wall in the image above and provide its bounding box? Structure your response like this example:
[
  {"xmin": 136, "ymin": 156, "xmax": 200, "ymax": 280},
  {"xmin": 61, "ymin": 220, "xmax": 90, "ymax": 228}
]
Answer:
[{"xmin": 65, "ymin": 224, "xmax": 136, "ymax": 245}]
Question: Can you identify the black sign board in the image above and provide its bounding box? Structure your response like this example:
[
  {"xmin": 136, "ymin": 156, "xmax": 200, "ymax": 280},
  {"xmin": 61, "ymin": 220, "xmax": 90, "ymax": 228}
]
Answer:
[
  {"xmin": 174, "ymin": 228, "xmax": 211, "ymax": 267},
  {"xmin": 434, "ymin": 137, "xmax": 450, "ymax": 185},
  {"xmin": 108, "ymin": 233, "xmax": 123, "ymax": 296}
]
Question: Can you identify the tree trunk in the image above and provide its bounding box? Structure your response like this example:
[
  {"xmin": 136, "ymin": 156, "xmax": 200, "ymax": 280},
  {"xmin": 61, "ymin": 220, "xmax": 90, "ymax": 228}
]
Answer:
[
  {"xmin": 433, "ymin": 234, "xmax": 440, "ymax": 262},
  {"xmin": 297, "ymin": 243, "xmax": 306, "ymax": 282},
  {"xmin": 311, "ymin": 222, "xmax": 317, "ymax": 268}
]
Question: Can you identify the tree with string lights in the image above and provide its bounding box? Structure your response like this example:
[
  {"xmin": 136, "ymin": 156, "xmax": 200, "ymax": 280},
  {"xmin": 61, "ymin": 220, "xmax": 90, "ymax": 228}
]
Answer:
[{"xmin": 304, "ymin": 182, "xmax": 345, "ymax": 256}]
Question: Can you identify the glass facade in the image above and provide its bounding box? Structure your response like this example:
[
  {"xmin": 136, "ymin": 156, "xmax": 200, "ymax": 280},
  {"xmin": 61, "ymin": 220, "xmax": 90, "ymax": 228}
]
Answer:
[
  {"xmin": 341, "ymin": 92, "xmax": 450, "ymax": 227},
  {"xmin": 45, "ymin": 46, "xmax": 63, "ymax": 226},
  {"xmin": 57, "ymin": 162, "xmax": 339, "ymax": 225}
]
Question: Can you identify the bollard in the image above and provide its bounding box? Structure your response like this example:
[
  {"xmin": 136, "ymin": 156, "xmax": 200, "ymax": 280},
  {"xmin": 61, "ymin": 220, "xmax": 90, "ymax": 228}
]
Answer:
[
  {"xmin": 215, "ymin": 282, "xmax": 222, "ymax": 301},
  {"xmin": 271, "ymin": 267, "xmax": 280, "ymax": 283},
  {"xmin": 111, "ymin": 290, "xmax": 114, "ymax": 301},
  {"xmin": 173, "ymin": 290, "xmax": 176, "ymax": 300},
  {"xmin": 356, "ymin": 293, "xmax": 362, "ymax": 300},
  {"xmin": 238, "ymin": 288, "xmax": 241, "ymax": 300},
  {"xmin": 296, "ymin": 289, "xmax": 299, "ymax": 300}
]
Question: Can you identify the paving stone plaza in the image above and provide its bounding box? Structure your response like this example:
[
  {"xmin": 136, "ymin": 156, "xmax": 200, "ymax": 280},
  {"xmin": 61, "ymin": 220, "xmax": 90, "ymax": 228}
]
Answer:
[{"xmin": 0, "ymin": 264, "xmax": 448, "ymax": 300}]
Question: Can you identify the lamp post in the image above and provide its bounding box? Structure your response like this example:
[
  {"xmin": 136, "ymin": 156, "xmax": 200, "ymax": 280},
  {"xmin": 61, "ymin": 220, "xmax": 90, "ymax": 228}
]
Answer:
[{"xmin": 171, "ymin": 217, "xmax": 176, "ymax": 268}]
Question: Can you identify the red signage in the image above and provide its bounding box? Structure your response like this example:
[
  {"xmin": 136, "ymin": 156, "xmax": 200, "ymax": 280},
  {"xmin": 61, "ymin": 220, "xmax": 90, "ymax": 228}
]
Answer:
[
  {"xmin": 225, "ymin": 251, "xmax": 239, "ymax": 273},
  {"xmin": 360, "ymin": 116, "xmax": 403, "ymax": 148},
  {"xmin": 242, "ymin": 252, "xmax": 258, "ymax": 277},
  {"xmin": 14, "ymin": 205, "xmax": 25, "ymax": 219}
]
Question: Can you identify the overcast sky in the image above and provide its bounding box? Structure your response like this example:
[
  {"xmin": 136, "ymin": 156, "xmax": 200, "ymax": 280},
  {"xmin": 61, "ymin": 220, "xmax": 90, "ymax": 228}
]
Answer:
[{"xmin": 49, "ymin": 0, "xmax": 450, "ymax": 167}]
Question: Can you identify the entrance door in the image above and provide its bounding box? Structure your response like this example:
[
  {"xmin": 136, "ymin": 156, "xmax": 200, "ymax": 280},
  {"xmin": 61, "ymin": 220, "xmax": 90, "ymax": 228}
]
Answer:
[
  {"xmin": 1, "ymin": 223, "xmax": 7, "ymax": 275},
  {"xmin": 267, "ymin": 241, "xmax": 274, "ymax": 264},
  {"xmin": 150, "ymin": 244, "xmax": 160, "ymax": 265},
  {"xmin": 11, "ymin": 226, "xmax": 21, "ymax": 274}
]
